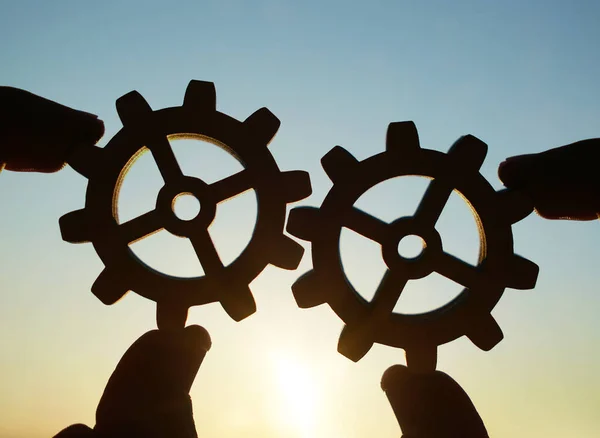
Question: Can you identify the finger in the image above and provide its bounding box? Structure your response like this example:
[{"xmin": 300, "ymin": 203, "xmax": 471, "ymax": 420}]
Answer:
[
  {"xmin": 498, "ymin": 139, "xmax": 600, "ymax": 221},
  {"xmin": 381, "ymin": 365, "xmax": 488, "ymax": 438},
  {"xmin": 95, "ymin": 325, "xmax": 211, "ymax": 438},
  {"xmin": 525, "ymin": 181, "xmax": 599, "ymax": 220},
  {"xmin": 499, "ymin": 140, "xmax": 600, "ymax": 186},
  {"xmin": 0, "ymin": 87, "xmax": 104, "ymax": 173},
  {"xmin": 53, "ymin": 424, "xmax": 94, "ymax": 438}
]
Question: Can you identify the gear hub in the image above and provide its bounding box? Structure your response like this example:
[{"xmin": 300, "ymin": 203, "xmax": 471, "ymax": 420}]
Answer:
[
  {"xmin": 287, "ymin": 121, "xmax": 538, "ymax": 371},
  {"xmin": 60, "ymin": 80, "xmax": 312, "ymax": 328}
]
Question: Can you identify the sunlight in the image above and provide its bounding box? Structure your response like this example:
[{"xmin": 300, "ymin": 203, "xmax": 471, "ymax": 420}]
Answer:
[{"xmin": 271, "ymin": 353, "xmax": 320, "ymax": 438}]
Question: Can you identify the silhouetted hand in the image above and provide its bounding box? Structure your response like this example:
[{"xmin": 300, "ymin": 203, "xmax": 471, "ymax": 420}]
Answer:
[
  {"xmin": 382, "ymin": 365, "xmax": 488, "ymax": 438},
  {"xmin": 499, "ymin": 139, "xmax": 600, "ymax": 220},
  {"xmin": 54, "ymin": 325, "xmax": 211, "ymax": 438},
  {"xmin": 0, "ymin": 87, "xmax": 104, "ymax": 173}
]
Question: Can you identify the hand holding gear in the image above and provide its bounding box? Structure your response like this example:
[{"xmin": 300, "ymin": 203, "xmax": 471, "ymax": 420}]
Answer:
[
  {"xmin": 287, "ymin": 121, "xmax": 539, "ymax": 371},
  {"xmin": 59, "ymin": 80, "xmax": 312, "ymax": 328}
]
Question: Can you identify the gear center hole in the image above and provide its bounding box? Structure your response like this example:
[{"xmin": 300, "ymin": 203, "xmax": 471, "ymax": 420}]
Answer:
[
  {"xmin": 172, "ymin": 193, "xmax": 201, "ymax": 221},
  {"xmin": 397, "ymin": 234, "xmax": 425, "ymax": 260}
]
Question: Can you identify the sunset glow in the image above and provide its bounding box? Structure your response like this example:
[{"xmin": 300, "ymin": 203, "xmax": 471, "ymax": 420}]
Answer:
[{"xmin": 2, "ymin": 2, "xmax": 600, "ymax": 437}]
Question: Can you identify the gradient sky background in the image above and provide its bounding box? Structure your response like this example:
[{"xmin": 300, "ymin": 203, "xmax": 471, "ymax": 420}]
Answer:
[{"xmin": 1, "ymin": 1, "xmax": 600, "ymax": 437}]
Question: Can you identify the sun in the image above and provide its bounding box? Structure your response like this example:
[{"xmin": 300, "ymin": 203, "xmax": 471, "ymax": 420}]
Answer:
[{"xmin": 271, "ymin": 353, "xmax": 320, "ymax": 438}]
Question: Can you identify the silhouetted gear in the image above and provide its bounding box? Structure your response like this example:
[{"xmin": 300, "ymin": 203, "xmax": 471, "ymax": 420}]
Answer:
[
  {"xmin": 60, "ymin": 80, "xmax": 311, "ymax": 327},
  {"xmin": 287, "ymin": 121, "xmax": 538, "ymax": 371}
]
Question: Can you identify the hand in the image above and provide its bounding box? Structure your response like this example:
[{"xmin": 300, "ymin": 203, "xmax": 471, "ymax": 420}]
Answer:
[
  {"xmin": 382, "ymin": 365, "xmax": 488, "ymax": 438},
  {"xmin": 499, "ymin": 139, "xmax": 600, "ymax": 220},
  {"xmin": 54, "ymin": 325, "xmax": 211, "ymax": 438},
  {"xmin": 0, "ymin": 87, "xmax": 104, "ymax": 173}
]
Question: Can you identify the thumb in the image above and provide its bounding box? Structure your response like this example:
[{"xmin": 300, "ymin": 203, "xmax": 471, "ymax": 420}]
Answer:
[
  {"xmin": 381, "ymin": 365, "xmax": 488, "ymax": 438},
  {"xmin": 95, "ymin": 325, "xmax": 211, "ymax": 438}
]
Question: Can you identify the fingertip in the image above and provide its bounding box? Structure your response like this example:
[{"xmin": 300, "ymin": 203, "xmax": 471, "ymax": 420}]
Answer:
[
  {"xmin": 127, "ymin": 325, "xmax": 211, "ymax": 359},
  {"xmin": 381, "ymin": 364, "xmax": 449, "ymax": 392},
  {"xmin": 184, "ymin": 324, "xmax": 212, "ymax": 353},
  {"xmin": 381, "ymin": 364, "xmax": 410, "ymax": 392},
  {"xmin": 498, "ymin": 156, "xmax": 529, "ymax": 187},
  {"xmin": 89, "ymin": 117, "xmax": 105, "ymax": 144},
  {"xmin": 67, "ymin": 113, "xmax": 105, "ymax": 148},
  {"xmin": 53, "ymin": 424, "xmax": 94, "ymax": 437},
  {"xmin": 497, "ymin": 159, "xmax": 511, "ymax": 184}
]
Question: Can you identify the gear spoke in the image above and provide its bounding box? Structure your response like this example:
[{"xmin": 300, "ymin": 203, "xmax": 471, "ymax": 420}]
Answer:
[
  {"xmin": 146, "ymin": 135, "xmax": 183, "ymax": 183},
  {"xmin": 368, "ymin": 269, "xmax": 409, "ymax": 316},
  {"xmin": 287, "ymin": 122, "xmax": 539, "ymax": 369},
  {"xmin": 120, "ymin": 210, "xmax": 163, "ymax": 244},
  {"xmin": 344, "ymin": 207, "xmax": 389, "ymax": 244},
  {"xmin": 414, "ymin": 178, "xmax": 453, "ymax": 227},
  {"xmin": 436, "ymin": 252, "xmax": 483, "ymax": 290},
  {"xmin": 337, "ymin": 269, "xmax": 409, "ymax": 362},
  {"xmin": 189, "ymin": 228, "xmax": 224, "ymax": 275},
  {"xmin": 60, "ymin": 80, "xmax": 313, "ymax": 327},
  {"xmin": 210, "ymin": 169, "xmax": 254, "ymax": 203}
]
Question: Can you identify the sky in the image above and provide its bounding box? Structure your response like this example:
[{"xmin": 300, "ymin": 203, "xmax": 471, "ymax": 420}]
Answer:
[{"xmin": 1, "ymin": 0, "xmax": 600, "ymax": 436}]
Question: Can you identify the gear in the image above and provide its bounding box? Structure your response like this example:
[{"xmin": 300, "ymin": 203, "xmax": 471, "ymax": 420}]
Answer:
[
  {"xmin": 60, "ymin": 80, "xmax": 312, "ymax": 328},
  {"xmin": 286, "ymin": 121, "xmax": 538, "ymax": 371}
]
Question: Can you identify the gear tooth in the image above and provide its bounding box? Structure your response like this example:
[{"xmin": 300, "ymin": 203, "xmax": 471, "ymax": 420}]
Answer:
[
  {"xmin": 270, "ymin": 236, "xmax": 305, "ymax": 270},
  {"xmin": 385, "ymin": 121, "xmax": 420, "ymax": 154},
  {"xmin": 448, "ymin": 135, "xmax": 488, "ymax": 171},
  {"xmin": 156, "ymin": 302, "xmax": 189, "ymax": 330},
  {"xmin": 59, "ymin": 209, "xmax": 93, "ymax": 243},
  {"xmin": 243, "ymin": 107, "xmax": 280, "ymax": 146},
  {"xmin": 467, "ymin": 314, "xmax": 504, "ymax": 351},
  {"xmin": 497, "ymin": 189, "xmax": 534, "ymax": 224},
  {"xmin": 291, "ymin": 271, "xmax": 327, "ymax": 308},
  {"xmin": 116, "ymin": 90, "xmax": 152, "ymax": 126},
  {"xmin": 219, "ymin": 283, "xmax": 256, "ymax": 321},
  {"xmin": 338, "ymin": 323, "xmax": 375, "ymax": 362},
  {"xmin": 286, "ymin": 206, "xmax": 321, "ymax": 241},
  {"xmin": 67, "ymin": 144, "xmax": 105, "ymax": 178},
  {"xmin": 183, "ymin": 80, "xmax": 216, "ymax": 111},
  {"xmin": 280, "ymin": 170, "xmax": 312, "ymax": 202},
  {"xmin": 321, "ymin": 146, "xmax": 359, "ymax": 182},
  {"xmin": 506, "ymin": 255, "xmax": 539, "ymax": 290},
  {"xmin": 91, "ymin": 268, "xmax": 130, "ymax": 305},
  {"xmin": 404, "ymin": 347, "xmax": 438, "ymax": 373}
]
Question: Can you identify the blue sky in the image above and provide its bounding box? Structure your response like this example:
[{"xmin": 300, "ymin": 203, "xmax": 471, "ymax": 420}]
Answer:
[{"xmin": 1, "ymin": 1, "xmax": 600, "ymax": 437}]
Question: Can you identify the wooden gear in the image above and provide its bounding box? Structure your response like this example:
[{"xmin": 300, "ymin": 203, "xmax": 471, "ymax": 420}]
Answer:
[
  {"xmin": 59, "ymin": 80, "xmax": 312, "ymax": 328},
  {"xmin": 286, "ymin": 121, "xmax": 539, "ymax": 372}
]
